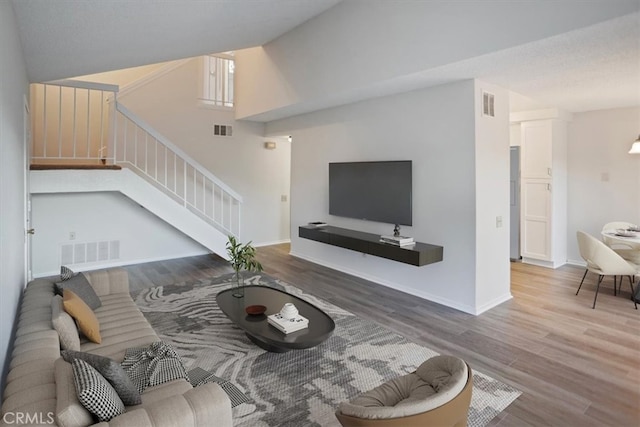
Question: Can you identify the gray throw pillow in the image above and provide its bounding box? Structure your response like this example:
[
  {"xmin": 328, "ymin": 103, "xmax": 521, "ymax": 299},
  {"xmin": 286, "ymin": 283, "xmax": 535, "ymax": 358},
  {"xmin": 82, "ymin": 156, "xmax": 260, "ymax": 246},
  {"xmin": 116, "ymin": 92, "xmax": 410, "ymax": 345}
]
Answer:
[
  {"xmin": 55, "ymin": 273, "xmax": 102, "ymax": 310},
  {"xmin": 62, "ymin": 350, "xmax": 142, "ymax": 406}
]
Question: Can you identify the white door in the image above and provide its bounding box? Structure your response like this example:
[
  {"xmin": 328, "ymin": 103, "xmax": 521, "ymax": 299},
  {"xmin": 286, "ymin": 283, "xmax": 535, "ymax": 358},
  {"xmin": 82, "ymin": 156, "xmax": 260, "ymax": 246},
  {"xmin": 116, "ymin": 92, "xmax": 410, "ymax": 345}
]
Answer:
[{"xmin": 23, "ymin": 96, "xmax": 33, "ymax": 282}]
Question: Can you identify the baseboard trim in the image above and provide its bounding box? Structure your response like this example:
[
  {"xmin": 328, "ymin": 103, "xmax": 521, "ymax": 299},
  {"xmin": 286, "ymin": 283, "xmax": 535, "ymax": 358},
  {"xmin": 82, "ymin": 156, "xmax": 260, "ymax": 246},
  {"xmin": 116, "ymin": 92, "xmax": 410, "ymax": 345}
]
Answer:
[
  {"xmin": 475, "ymin": 293, "xmax": 513, "ymax": 315},
  {"xmin": 254, "ymin": 239, "xmax": 291, "ymax": 248},
  {"xmin": 33, "ymin": 250, "xmax": 210, "ymax": 279},
  {"xmin": 522, "ymin": 257, "xmax": 567, "ymax": 269},
  {"xmin": 289, "ymin": 250, "xmax": 479, "ymax": 315}
]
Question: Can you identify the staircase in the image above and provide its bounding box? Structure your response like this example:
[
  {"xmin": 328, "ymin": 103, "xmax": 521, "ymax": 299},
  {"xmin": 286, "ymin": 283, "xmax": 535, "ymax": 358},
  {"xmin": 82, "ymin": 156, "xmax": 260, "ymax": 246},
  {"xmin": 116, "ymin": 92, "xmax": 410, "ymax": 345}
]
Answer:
[{"xmin": 30, "ymin": 80, "xmax": 242, "ymax": 260}]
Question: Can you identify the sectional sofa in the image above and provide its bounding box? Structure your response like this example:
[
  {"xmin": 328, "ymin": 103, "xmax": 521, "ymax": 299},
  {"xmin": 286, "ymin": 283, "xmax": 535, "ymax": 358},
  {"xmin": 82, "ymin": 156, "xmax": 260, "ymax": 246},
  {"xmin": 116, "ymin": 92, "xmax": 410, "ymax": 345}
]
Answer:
[{"xmin": 1, "ymin": 268, "xmax": 232, "ymax": 427}]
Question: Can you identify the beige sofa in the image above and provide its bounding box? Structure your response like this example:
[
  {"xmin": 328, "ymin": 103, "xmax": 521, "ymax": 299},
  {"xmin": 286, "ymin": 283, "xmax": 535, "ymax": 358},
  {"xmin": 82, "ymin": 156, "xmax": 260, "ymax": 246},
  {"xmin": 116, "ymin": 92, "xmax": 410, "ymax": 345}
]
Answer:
[{"xmin": 1, "ymin": 268, "xmax": 232, "ymax": 427}]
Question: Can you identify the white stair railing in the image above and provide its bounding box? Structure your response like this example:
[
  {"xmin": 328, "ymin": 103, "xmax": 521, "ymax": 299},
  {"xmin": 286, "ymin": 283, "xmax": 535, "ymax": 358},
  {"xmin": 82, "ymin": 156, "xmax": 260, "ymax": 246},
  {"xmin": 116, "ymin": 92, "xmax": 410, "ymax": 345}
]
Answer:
[
  {"xmin": 31, "ymin": 80, "xmax": 119, "ymax": 165},
  {"xmin": 113, "ymin": 103, "xmax": 242, "ymax": 237},
  {"xmin": 30, "ymin": 80, "xmax": 242, "ymax": 238}
]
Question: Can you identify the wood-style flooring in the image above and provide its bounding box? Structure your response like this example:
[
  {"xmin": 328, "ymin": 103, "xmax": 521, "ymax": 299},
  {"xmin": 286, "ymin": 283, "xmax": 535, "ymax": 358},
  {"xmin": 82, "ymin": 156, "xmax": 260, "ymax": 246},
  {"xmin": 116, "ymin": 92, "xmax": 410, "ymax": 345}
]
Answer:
[{"xmin": 123, "ymin": 244, "xmax": 640, "ymax": 426}]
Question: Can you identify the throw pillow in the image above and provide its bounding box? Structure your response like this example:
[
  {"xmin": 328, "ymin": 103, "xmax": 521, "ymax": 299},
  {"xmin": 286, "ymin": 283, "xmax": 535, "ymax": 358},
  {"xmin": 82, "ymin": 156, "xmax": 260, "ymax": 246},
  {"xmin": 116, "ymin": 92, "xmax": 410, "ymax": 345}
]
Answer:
[
  {"xmin": 55, "ymin": 272, "xmax": 102, "ymax": 310},
  {"xmin": 121, "ymin": 341, "xmax": 189, "ymax": 394},
  {"xmin": 71, "ymin": 358, "xmax": 125, "ymax": 422},
  {"xmin": 51, "ymin": 295, "xmax": 81, "ymax": 351},
  {"xmin": 60, "ymin": 265, "xmax": 75, "ymax": 281},
  {"xmin": 63, "ymin": 289, "xmax": 102, "ymax": 344},
  {"xmin": 61, "ymin": 350, "xmax": 142, "ymax": 406}
]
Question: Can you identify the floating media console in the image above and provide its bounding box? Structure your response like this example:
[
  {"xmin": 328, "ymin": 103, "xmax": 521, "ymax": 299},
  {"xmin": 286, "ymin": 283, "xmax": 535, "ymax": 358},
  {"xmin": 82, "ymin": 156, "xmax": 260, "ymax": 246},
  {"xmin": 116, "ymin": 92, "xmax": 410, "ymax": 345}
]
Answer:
[{"xmin": 299, "ymin": 225, "xmax": 443, "ymax": 267}]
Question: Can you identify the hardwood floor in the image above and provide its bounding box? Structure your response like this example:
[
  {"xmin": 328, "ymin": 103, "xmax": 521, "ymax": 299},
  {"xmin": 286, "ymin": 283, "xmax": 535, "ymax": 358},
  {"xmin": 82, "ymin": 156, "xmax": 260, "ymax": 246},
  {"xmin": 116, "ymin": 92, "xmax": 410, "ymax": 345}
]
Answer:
[{"xmin": 123, "ymin": 245, "xmax": 640, "ymax": 426}]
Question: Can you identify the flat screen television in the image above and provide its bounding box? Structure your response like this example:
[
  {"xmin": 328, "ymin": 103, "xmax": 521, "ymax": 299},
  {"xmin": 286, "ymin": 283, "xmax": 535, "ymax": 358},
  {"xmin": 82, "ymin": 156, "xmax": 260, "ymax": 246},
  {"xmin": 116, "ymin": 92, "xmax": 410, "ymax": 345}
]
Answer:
[{"xmin": 329, "ymin": 160, "xmax": 412, "ymax": 226}]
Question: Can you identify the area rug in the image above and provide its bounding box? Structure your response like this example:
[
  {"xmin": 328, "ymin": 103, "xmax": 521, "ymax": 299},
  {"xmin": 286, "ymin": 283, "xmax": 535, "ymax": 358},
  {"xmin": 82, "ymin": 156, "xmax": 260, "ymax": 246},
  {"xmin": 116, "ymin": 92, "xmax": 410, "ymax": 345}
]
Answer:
[{"xmin": 132, "ymin": 273, "xmax": 521, "ymax": 427}]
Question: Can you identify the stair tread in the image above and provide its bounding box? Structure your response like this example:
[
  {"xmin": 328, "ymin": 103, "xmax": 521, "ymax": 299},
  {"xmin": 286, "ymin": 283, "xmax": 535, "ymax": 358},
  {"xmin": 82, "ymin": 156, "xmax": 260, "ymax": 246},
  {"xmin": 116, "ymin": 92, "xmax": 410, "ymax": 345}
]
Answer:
[{"xmin": 30, "ymin": 164, "xmax": 122, "ymax": 170}]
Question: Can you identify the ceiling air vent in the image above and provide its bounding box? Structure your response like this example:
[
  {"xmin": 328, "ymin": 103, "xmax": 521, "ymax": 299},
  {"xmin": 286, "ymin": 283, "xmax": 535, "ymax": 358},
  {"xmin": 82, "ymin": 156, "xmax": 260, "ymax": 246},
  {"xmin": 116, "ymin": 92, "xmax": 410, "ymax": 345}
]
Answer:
[
  {"xmin": 214, "ymin": 124, "xmax": 233, "ymax": 136},
  {"xmin": 482, "ymin": 91, "xmax": 495, "ymax": 117}
]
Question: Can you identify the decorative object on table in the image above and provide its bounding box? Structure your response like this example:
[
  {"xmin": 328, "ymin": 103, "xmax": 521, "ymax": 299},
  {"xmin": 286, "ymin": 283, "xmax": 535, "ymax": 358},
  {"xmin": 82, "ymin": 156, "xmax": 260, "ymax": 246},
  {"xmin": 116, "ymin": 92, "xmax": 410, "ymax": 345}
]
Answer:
[
  {"xmin": 280, "ymin": 302, "xmax": 298, "ymax": 319},
  {"xmin": 245, "ymin": 304, "xmax": 266, "ymax": 316},
  {"xmin": 187, "ymin": 367, "xmax": 251, "ymax": 408},
  {"xmin": 226, "ymin": 235, "xmax": 263, "ymax": 298},
  {"xmin": 615, "ymin": 228, "xmax": 636, "ymax": 237},
  {"xmin": 132, "ymin": 272, "xmax": 521, "ymax": 427},
  {"xmin": 267, "ymin": 303, "xmax": 309, "ymax": 334}
]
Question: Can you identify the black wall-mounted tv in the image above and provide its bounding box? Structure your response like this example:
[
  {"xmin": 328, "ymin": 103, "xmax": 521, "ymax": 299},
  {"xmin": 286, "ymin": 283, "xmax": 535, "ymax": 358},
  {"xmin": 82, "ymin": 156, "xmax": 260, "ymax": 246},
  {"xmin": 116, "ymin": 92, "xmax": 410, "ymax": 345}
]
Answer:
[{"xmin": 329, "ymin": 160, "xmax": 412, "ymax": 226}]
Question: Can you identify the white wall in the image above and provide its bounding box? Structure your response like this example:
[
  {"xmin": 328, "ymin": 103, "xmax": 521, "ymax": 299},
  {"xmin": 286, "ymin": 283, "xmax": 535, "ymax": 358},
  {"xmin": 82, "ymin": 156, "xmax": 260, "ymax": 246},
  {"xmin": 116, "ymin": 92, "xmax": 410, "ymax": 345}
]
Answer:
[
  {"xmin": 268, "ymin": 79, "xmax": 511, "ymax": 314},
  {"xmin": 117, "ymin": 58, "xmax": 291, "ymax": 245},
  {"xmin": 236, "ymin": 0, "xmax": 637, "ymax": 120},
  {"xmin": 31, "ymin": 192, "xmax": 208, "ymax": 277},
  {"xmin": 0, "ymin": 0, "xmax": 29, "ymax": 391},
  {"xmin": 567, "ymin": 107, "xmax": 640, "ymax": 263},
  {"xmin": 473, "ymin": 81, "xmax": 512, "ymax": 311}
]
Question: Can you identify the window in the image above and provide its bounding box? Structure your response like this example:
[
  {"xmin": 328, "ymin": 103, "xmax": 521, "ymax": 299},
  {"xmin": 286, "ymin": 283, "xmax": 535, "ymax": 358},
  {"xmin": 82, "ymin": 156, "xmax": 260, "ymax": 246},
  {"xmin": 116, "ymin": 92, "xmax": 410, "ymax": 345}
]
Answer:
[{"xmin": 201, "ymin": 54, "xmax": 234, "ymax": 108}]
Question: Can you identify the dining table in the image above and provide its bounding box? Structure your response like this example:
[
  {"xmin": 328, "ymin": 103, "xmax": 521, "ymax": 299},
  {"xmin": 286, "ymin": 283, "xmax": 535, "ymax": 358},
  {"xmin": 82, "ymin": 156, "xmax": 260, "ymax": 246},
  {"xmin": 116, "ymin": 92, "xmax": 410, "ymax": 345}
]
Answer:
[
  {"xmin": 601, "ymin": 229, "xmax": 640, "ymax": 248},
  {"xmin": 601, "ymin": 229, "xmax": 640, "ymax": 267}
]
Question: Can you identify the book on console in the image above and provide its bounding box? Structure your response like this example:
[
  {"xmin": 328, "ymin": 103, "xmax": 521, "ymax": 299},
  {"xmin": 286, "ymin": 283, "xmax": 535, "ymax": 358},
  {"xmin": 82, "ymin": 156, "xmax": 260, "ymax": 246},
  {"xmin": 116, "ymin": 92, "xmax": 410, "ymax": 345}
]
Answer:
[
  {"xmin": 380, "ymin": 235, "xmax": 414, "ymax": 244},
  {"xmin": 308, "ymin": 221, "xmax": 328, "ymax": 228},
  {"xmin": 267, "ymin": 313, "xmax": 309, "ymax": 334},
  {"xmin": 379, "ymin": 239, "xmax": 416, "ymax": 247}
]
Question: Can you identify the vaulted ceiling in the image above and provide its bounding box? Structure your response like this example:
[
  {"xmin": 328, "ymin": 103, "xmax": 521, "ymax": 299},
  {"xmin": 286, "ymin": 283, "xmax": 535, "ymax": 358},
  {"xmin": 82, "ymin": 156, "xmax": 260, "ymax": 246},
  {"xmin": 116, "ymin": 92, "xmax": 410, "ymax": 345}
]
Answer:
[
  {"xmin": 10, "ymin": 0, "xmax": 640, "ymax": 117},
  {"xmin": 11, "ymin": 0, "xmax": 342, "ymax": 82}
]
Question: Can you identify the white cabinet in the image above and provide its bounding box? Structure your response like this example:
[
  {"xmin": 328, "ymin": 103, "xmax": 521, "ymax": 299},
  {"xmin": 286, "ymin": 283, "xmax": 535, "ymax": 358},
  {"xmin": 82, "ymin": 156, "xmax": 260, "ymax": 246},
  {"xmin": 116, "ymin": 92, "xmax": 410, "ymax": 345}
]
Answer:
[
  {"xmin": 519, "ymin": 120, "xmax": 567, "ymax": 268},
  {"xmin": 521, "ymin": 121, "xmax": 553, "ymax": 179}
]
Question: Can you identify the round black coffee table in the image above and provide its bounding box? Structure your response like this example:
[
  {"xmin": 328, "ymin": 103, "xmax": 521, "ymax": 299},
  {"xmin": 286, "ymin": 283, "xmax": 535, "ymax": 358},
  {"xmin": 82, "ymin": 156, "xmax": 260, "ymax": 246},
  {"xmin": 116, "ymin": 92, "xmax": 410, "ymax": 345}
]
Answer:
[{"xmin": 216, "ymin": 285, "xmax": 335, "ymax": 352}]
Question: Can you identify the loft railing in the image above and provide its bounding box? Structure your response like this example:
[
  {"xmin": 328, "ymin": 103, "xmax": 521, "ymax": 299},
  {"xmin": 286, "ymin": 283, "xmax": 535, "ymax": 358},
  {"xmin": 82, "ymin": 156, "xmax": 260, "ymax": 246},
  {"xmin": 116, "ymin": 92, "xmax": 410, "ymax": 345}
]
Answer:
[
  {"xmin": 201, "ymin": 54, "xmax": 234, "ymax": 108},
  {"xmin": 31, "ymin": 80, "xmax": 118, "ymax": 165},
  {"xmin": 30, "ymin": 80, "xmax": 242, "ymax": 237}
]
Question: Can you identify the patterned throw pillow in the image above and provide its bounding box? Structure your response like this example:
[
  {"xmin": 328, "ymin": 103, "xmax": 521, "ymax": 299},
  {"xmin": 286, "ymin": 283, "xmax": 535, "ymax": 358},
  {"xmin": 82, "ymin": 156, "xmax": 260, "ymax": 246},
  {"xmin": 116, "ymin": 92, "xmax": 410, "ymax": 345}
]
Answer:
[
  {"xmin": 71, "ymin": 358, "xmax": 125, "ymax": 422},
  {"xmin": 121, "ymin": 342, "xmax": 189, "ymax": 394},
  {"xmin": 55, "ymin": 272, "xmax": 102, "ymax": 310},
  {"xmin": 60, "ymin": 265, "xmax": 75, "ymax": 281},
  {"xmin": 62, "ymin": 350, "xmax": 142, "ymax": 406}
]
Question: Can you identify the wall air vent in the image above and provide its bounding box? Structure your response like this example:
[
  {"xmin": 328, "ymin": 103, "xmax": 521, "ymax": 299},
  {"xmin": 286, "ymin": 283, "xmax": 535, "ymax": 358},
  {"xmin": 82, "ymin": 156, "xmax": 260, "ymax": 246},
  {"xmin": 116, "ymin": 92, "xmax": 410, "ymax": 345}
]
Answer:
[
  {"xmin": 61, "ymin": 240, "xmax": 120, "ymax": 266},
  {"xmin": 213, "ymin": 124, "xmax": 233, "ymax": 136},
  {"xmin": 482, "ymin": 91, "xmax": 495, "ymax": 117}
]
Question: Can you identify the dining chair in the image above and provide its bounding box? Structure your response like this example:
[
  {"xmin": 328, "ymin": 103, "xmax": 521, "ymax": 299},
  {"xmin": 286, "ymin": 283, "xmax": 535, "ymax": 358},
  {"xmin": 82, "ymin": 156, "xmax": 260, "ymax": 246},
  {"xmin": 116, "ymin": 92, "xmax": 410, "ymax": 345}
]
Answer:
[{"xmin": 575, "ymin": 231, "xmax": 638, "ymax": 309}]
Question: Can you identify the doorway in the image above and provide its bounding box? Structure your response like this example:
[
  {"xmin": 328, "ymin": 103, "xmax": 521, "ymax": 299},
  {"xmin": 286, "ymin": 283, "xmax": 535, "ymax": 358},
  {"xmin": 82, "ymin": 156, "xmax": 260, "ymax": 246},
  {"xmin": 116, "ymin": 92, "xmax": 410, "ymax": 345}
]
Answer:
[{"xmin": 23, "ymin": 95, "xmax": 33, "ymax": 281}]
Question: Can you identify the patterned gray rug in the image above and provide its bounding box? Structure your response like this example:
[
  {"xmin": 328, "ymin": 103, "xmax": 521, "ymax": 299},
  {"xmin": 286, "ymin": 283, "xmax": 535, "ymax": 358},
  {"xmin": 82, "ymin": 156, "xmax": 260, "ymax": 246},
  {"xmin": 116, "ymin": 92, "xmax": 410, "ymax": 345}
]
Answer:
[{"xmin": 132, "ymin": 273, "xmax": 520, "ymax": 427}]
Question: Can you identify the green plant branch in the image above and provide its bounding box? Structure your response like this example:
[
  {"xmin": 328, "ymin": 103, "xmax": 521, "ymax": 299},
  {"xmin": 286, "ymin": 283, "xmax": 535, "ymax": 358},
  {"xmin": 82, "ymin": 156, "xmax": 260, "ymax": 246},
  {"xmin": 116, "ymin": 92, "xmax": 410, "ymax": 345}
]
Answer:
[{"xmin": 226, "ymin": 235, "xmax": 263, "ymax": 278}]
